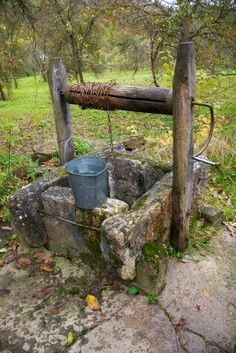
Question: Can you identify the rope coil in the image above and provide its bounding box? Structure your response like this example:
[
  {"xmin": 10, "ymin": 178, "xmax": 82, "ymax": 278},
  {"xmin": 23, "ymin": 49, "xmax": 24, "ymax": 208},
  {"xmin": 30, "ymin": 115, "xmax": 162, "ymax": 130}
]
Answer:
[{"xmin": 69, "ymin": 81, "xmax": 116, "ymax": 110}]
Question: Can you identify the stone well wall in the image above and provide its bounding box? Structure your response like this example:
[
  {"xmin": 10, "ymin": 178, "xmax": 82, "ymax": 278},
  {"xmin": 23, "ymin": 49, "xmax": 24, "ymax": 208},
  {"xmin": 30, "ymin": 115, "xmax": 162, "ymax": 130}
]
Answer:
[{"xmin": 8, "ymin": 148, "xmax": 208, "ymax": 288}]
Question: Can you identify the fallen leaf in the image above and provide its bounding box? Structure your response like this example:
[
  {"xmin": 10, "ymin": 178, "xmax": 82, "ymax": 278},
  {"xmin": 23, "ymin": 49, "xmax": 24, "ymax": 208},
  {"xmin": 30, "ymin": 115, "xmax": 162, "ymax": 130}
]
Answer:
[
  {"xmin": 86, "ymin": 294, "xmax": 100, "ymax": 311},
  {"xmin": 202, "ymin": 288, "xmax": 210, "ymax": 298},
  {"xmin": 16, "ymin": 256, "xmax": 32, "ymax": 268},
  {"xmin": 67, "ymin": 331, "xmax": 74, "ymax": 346},
  {"xmin": 39, "ymin": 261, "xmax": 54, "ymax": 272},
  {"xmin": 1, "ymin": 226, "xmax": 12, "ymax": 231},
  {"xmin": 0, "ymin": 259, "xmax": 5, "ymax": 267},
  {"xmin": 9, "ymin": 242, "xmax": 18, "ymax": 252},
  {"xmin": 33, "ymin": 249, "xmax": 46, "ymax": 259},
  {"xmin": 0, "ymin": 248, "xmax": 7, "ymax": 254},
  {"xmin": 36, "ymin": 285, "xmax": 54, "ymax": 299},
  {"xmin": 0, "ymin": 289, "xmax": 11, "ymax": 297},
  {"xmin": 5, "ymin": 252, "xmax": 17, "ymax": 264},
  {"xmin": 28, "ymin": 264, "xmax": 37, "ymax": 277}
]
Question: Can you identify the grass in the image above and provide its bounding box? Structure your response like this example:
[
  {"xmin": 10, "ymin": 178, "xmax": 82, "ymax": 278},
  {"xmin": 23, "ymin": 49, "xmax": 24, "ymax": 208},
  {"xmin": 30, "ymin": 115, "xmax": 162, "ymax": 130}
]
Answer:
[{"xmin": 0, "ymin": 68, "xmax": 235, "ymax": 229}]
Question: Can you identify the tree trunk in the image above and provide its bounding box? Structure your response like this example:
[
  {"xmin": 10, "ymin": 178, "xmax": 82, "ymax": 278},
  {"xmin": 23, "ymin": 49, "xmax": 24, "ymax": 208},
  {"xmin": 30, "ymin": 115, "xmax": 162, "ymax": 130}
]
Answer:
[
  {"xmin": 70, "ymin": 33, "xmax": 84, "ymax": 84},
  {"xmin": 78, "ymin": 67, "xmax": 84, "ymax": 84},
  {"xmin": 151, "ymin": 57, "xmax": 159, "ymax": 87},
  {"xmin": 150, "ymin": 39, "xmax": 159, "ymax": 87},
  {"xmin": 13, "ymin": 73, "xmax": 18, "ymax": 88},
  {"xmin": 41, "ymin": 71, "xmax": 47, "ymax": 82},
  {"xmin": 0, "ymin": 83, "xmax": 6, "ymax": 100}
]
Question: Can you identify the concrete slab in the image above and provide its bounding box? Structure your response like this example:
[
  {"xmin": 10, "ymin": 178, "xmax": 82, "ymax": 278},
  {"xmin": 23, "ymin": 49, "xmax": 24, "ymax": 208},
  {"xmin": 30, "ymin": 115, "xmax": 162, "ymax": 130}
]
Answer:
[
  {"xmin": 0, "ymin": 227, "xmax": 235, "ymax": 353},
  {"xmin": 69, "ymin": 296, "xmax": 178, "ymax": 353},
  {"xmin": 160, "ymin": 228, "xmax": 236, "ymax": 353}
]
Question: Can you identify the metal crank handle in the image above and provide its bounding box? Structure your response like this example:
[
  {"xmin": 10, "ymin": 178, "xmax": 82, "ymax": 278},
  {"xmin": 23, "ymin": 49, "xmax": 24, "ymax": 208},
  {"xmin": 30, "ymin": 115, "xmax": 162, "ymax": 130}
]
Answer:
[
  {"xmin": 192, "ymin": 156, "xmax": 220, "ymax": 167},
  {"xmin": 192, "ymin": 102, "xmax": 220, "ymax": 167}
]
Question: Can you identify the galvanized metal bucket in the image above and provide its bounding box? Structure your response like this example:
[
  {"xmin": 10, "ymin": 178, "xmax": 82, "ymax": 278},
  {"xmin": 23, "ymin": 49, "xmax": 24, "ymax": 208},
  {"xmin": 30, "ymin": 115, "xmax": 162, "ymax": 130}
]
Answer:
[{"xmin": 66, "ymin": 156, "xmax": 108, "ymax": 209}]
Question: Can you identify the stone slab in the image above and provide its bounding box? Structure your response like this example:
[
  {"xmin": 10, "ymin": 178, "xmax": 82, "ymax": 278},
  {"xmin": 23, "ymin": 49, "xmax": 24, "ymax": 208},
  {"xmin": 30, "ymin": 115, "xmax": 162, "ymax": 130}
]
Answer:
[
  {"xmin": 159, "ymin": 228, "xmax": 236, "ymax": 353},
  {"xmin": 8, "ymin": 167, "xmax": 69, "ymax": 247},
  {"xmin": 76, "ymin": 198, "xmax": 129, "ymax": 228},
  {"xmin": 122, "ymin": 134, "xmax": 146, "ymax": 151},
  {"xmin": 41, "ymin": 186, "xmax": 89, "ymax": 257},
  {"xmin": 41, "ymin": 186, "xmax": 76, "ymax": 220},
  {"xmin": 101, "ymin": 162, "xmax": 209, "ymax": 281},
  {"xmin": 201, "ymin": 204, "xmax": 224, "ymax": 225},
  {"xmin": 104, "ymin": 154, "xmax": 165, "ymax": 206},
  {"xmin": 101, "ymin": 174, "xmax": 173, "ymax": 280},
  {"xmin": 33, "ymin": 140, "xmax": 58, "ymax": 163},
  {"xmin": 76, "ymin": 198, "xmax": 129, "ymax": 257},
  {"xmin": 68, "ymin": 296, "xmax": 178, "ymax": 353}
]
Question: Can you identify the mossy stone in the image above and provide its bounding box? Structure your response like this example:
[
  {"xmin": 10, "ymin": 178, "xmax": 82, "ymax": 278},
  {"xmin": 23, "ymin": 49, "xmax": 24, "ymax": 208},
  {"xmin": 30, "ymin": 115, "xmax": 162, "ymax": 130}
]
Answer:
[
  {"xmin": 135, "ymin": 257, "xmax": 168, "ymax": 295},
  {"xmin": 132, "ymin": 194, "xmax": 149, "ymax": 210},
  {"xmin": 135, "ymin": 241, "xmax": 168, "ymax": 294}
]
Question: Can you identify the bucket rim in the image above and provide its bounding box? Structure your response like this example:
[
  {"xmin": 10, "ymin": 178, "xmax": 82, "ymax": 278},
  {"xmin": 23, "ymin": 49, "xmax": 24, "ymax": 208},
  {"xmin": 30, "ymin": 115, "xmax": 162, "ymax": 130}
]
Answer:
[{"xmin": 66, "ymin": 156, "xmax": 107, "ymax": 177}]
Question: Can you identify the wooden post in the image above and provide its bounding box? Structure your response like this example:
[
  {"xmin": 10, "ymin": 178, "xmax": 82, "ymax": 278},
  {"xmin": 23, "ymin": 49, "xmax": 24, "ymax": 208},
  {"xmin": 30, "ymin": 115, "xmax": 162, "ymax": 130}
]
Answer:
[
  {"xmin": 170, "ymin": 42, "xmax": 195, "ymax": 252},
  {"xmin": 48, "ymin": 58, "xmax": 74, "ymax": 165}
]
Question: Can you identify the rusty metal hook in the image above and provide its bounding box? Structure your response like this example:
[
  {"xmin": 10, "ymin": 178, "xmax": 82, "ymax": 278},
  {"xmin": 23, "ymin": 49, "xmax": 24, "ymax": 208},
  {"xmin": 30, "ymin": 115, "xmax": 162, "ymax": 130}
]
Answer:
[
  {"xmin": 193, "ymin": 102, "xmax": 215, "ymax": 157},
  {"xmin": 192, "ymin": 102, "xmax": 220, "ymax": 166}
]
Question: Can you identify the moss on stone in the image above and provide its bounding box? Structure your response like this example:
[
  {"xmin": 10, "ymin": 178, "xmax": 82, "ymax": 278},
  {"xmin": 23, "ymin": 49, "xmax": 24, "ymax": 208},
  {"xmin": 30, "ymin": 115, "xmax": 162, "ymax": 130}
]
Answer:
[
  {"xmin": 142, "ymin": 241, "xmax": 167, "ymax": 263},
  {"xmin": 112, "ymin": 151, "xmax": 172, "ymax": 172},
  {"xmin": 53, "ymin": 168, "xmax": 67, "ymax": 177},
  {"xmin": 135, "ymin": 255, "xmax": 167, "ymax": 295},
  {"xmin": 132, "ymin": 194, "xmax": 149, "ymax": 210},
  {"xmin": 48, "ymin": 167, "xmax": 67, "ymax": 181}
]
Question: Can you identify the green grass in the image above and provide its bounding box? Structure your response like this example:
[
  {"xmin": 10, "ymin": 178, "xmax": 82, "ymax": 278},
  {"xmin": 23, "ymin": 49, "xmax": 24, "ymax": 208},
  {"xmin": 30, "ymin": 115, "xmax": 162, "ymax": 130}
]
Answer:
[{"xmin": 0, "ymin": 71, "xmax": 173, "ymax": 152}]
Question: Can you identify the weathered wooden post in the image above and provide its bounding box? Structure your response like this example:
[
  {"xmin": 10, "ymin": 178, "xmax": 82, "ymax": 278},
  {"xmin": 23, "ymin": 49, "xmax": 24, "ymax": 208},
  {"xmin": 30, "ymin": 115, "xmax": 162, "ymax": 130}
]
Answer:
[
  {"xmin": 48, "ymin": 58, "xmax": 74, "ymax": 164},
  {"xmin": 170, "ymin": 42, "xmax": 195, "ymax": 251}
]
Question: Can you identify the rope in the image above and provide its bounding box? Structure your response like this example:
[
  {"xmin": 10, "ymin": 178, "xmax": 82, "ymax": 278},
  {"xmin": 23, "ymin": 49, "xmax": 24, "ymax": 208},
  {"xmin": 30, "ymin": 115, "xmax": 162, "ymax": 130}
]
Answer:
[
  {"xmin": 67, "ymin": 82, "xmax": 118, "ymax": 191},
  {"xmin": 69, "ymin": 81, "xmax": 116, "ymax": 110}
]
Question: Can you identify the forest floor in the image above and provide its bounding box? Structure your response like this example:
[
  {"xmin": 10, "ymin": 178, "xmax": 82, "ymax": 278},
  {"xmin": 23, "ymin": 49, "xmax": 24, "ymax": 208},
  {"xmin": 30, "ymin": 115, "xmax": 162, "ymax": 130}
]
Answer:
[{"xmin": 0, "ymin": 225, "xmax": 235, "ymax": 353}]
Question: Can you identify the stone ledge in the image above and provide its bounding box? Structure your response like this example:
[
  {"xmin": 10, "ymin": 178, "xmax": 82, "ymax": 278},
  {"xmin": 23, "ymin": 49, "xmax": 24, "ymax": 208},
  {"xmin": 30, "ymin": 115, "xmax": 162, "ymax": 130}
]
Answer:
[{"xmin": 76, "ymin": 198, "xmax": 129, "ymax": 228}]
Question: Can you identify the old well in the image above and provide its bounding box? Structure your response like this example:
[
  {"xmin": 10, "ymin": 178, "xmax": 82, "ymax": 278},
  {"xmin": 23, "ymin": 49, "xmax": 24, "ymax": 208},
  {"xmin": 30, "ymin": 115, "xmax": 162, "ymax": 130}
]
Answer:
[{"xmin": 8, "ymin": 140, "xmax": 208, "ymax": 293}]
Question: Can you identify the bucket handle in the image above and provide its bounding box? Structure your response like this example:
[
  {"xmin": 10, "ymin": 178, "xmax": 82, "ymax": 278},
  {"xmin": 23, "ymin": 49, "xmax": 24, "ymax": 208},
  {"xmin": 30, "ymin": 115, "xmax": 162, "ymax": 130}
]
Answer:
[{"xmin": 64, "ymin": 136, "xmax": 72, "ymax": 164}]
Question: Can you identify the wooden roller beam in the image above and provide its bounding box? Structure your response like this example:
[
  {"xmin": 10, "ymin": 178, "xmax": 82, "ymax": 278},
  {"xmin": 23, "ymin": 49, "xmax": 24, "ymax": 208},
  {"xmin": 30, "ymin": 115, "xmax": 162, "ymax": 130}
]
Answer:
[{"xmin": 64, "ymin": 84, "xmax": 173, "ymax": 115}]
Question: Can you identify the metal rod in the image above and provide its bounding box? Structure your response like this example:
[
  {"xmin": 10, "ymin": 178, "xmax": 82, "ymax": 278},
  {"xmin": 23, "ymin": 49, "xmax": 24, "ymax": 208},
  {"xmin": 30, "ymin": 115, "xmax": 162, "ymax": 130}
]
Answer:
[
  {"xmin": 192, "ymin": 156, "xmax": 220, "ymax": 166},
  {"xmin": 193, "ymin": 102, "xmax": 215, "ymax": 157},
  {"xmin": 40, "ymin": 210, "xmax": 101, "ymax": 231}
]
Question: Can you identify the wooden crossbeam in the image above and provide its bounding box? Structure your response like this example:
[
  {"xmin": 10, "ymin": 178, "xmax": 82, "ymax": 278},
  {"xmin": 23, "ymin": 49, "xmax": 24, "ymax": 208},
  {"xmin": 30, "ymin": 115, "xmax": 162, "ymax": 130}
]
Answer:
[{"xmin": 64, "ymin": 84, "xmax": 173, "ymax": 115}]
